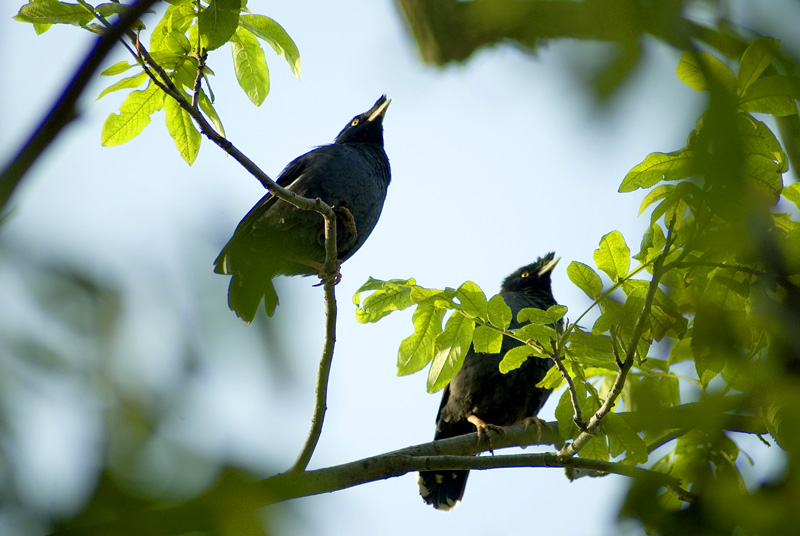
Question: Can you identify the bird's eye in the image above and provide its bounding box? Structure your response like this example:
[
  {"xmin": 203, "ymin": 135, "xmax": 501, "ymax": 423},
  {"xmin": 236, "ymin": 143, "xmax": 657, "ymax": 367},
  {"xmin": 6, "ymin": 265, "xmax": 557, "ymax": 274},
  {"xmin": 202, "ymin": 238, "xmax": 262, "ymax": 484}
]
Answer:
[
  {"xmin": 351, "ymin": 118, "xmax": 360, "ymax": 127},
  {"xmin": 521, "ymin": 271, "xmax": 530, "ymax": 278}
]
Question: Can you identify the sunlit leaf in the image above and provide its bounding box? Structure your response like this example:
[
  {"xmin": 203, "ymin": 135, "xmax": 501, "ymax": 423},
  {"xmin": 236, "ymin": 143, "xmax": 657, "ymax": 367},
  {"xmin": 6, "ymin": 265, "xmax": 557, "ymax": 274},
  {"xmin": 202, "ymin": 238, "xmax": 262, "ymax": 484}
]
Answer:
[
  {"xmin": 428, "ymin": 313, "xmax": 475, "ymax": 392},
  {"xmin": 97, "ymin": 71, "xmax": 148, "ymax": 100},
  {"xmin": 397, "ymin": 304, "xmax": 446, "ymax": 376},
  {"xmin": 676, "ymin": 51, "xmax": 737, "ymax": 95},
  {"xmin": 240, "ymin": 14, "xmax": 302, "ymax": 78},
  {"xmin": 231, "ymin": 27, "xmax": 270, "ymax": 106},
  {"xmin": 101, "ymin": 83, "xmax": 165, "ymax": 146},
  {"xmin": 567, "ymin": 261, "xmax": 603, "ymax": 300},
  {"xmin": 473, "ymin": 325, "xmax": 503, "ymax": 354},
  {"xmin": 594, "ymin": 231, "xmax": 630, "ymax": 281},
  {"xmin": 620, "ymin": 150, "xmax": 695, "ymax": 192},
  {"xmin": 198, "ymin": 0, "xmax": 240, "ymax": 51},
  {"xmin": 456, "ymin": 281, "xmax": 487, "ymax": 319},
  {"xmin": 487, "ymin": 294, "xmax": 511, "ymax": 330},
  {"xmin": 738, "ymin": 37, "xmax": 780, "ymax": 93},
  {"xmin": 165, "ymin": 95, "xmax": 201, "ymax": 165}
]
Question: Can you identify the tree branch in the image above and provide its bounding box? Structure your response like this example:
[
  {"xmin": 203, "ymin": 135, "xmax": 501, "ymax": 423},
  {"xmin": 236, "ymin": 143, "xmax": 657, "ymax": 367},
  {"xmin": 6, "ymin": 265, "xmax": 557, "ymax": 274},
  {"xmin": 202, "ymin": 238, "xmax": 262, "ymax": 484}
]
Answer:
[{"xmin": 0, "ymin": 0, "xmax": 161, "ymax": 213}]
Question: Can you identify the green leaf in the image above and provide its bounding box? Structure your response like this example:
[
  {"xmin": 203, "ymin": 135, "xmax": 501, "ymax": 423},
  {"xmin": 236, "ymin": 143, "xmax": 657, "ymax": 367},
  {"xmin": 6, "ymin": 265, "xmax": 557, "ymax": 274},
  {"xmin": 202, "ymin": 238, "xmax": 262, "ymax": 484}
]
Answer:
[
  {"xmin": 487, "ymin": 294, "xmax": 511, "ymax": 330},
  {"xmin": 231, "ymin": 27, "xmax": 270, "ymax": 106},
  {"xmin": 165, "ymin": 95, "xmax": 201, "ymax": 165},
  {"xmin": 513, "ymin": 323, "xmax": 558, "ymax": 345},
  {"xmin": 456, "ymin": 281, "xmax": 487, "ymax": 319},
  {"xmin": 676, "ymin": 51, "xmax": 737, "ymax": 95},
  {"xmin": 101, "ymin": 83, "xmax": 165, "ymax": 146},
  {"xmin": 353, "ymin": 277, "xmax": 415, "ymax": 323},
  {"xmin": 198, "ymin": 90, "xmax": 225, "ymax": 136},
  {"xmin": 101, "ymin": 61, "xmax": 137, "ymax": 76},
  {"xmin": 397, "ymin": 304, "xmax": 446, "ymax": 376},
  {"xmin": 427, "ymin": 313, "xmax": 475, "ymax": 392},
  {"xmin": 638, "ymin": 184, "xmax": 673, "ymax": 216},
  {"xmin": 738, "ymin": 75, "xmax": 800, "ymax": 116},
  {"xmin": 198, "ymin": 0, "xmax": 240, "ymax": 51},
  {"xmin": 517, "ymin": 307, "xmax": 554, "ymax": 325},
  {"xmin": 567, "ymin": 261, "xmax": 603, "ymax": 300},
  {"xmin": 473, "ymin": 325, "xmax": 503, "ymax": 354},
  {"xmin": 97, "ymin": 71, "xmax": 148, "ymax": 100},
  {"xmin": 619, "ymin": 150, "xmax": 695, "ymax": 192},
  {"xmin": 240, "ymin": 14, "xmax": 302, "ymax": 78},
  {"xmin": 151, "ymin": 3, "xmax": 195, "ymax": 53},
  {"xmin": 594, "ymin": 231, "xmax": 630, "ymax": 282},
  {"xmin": 738, "ymin": 37, "xmax": 780, "ymax": 93},
  {"xmin": 604, "ymin": 412, "xmax": 647, "ymax": 463},
  {"xmin": 556, "ymin": 385, "xmax": 583, "ymax": 439},
  {"xmin": 566, "ymin": 331, "xmax": 616, "ymax": 366},
  {"xmin": 14, "ymin": 0, "xmax": 95, "ymax": 27},
  {"xmin": 498, "ymin": 345, "xmax": 539, "ymax": 374},
  {"xmin": 579, "ymin": 435, "xmax": 610, "ymax": 461},
  {"xmin": 538, "ymin": 362, "xmax": 566, "ymax": 390}
]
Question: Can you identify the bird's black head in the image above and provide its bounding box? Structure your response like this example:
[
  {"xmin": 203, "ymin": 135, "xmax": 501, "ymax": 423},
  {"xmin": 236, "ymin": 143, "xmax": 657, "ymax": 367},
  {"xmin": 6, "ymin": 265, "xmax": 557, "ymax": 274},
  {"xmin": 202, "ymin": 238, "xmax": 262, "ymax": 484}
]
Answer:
[
  {"xmin": 335, "ymin": 95, "xmax": 390, "ymax": 145},
  {"xmin": 501, "ymin": 252, "xmax": 560, "ymax": 295}
]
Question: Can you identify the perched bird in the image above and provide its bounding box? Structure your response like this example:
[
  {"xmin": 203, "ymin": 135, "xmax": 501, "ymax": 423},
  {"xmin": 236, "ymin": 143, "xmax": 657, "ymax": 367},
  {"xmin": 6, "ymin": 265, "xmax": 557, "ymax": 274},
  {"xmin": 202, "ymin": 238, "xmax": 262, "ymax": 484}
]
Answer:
[
  {"xmin": 418, "ymin": 253, "xmax": 561, "ymax": 511},
  {"xmin": 214, "ymin": 96, "xmax": 391, "ymax": 322}
]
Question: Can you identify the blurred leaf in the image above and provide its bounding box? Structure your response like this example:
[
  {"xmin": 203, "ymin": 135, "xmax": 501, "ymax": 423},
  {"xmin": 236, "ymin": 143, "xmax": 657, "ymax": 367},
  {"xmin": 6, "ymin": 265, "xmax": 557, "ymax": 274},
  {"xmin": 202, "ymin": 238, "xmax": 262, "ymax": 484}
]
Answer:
[
  {"xmin": 101, "ymin": 83, "xmax": 165, "ymax": 146},
  {"xmin": 605, "ymin": 412, "xmax": 648, "ymax": 463},
  {"xmin": 473, "ymin": 325, "xmax": 502, "ymax": 354},
  {"xmin": 737, "ymin": 37, "xmax": 780, "ymax": 93},
  {"xmin": 739, "ymin": 75, "xmax": 800, "ymax": 116},
  {"xmin": 240, "ymin": 14, "xmax": 302, "ymax": 78},
  {"xmin": 428, "ymin": 313, "xmax": 475, "ymax": 392},
  {"xmin": 594, "ymin": 231, "xmax": 630, "ymax": 281},
  {"xmin": 397, "ymin": 303, "xmax": 446, "ymax": 375},
  {"xmin": 784, "ymin": 183, "xmax": 800, "ymax": 210},
  {"xmin": 567, "ymin": 261, "xmax": 603, "ymax": 300},
  {"xmin": 634, "ymin": 222, "xmax": 666, "ymax": 263},
  {"xmin": 566, "ymin": 331, "xmax": 616, "ymax": 366},
  {"xmin": 164, "ymin": 94, "xmax": 201, "ymax": 165},
  {"xmin": 231, "ymin": 27, "xmax": 270, "ymax": 106},
  {"xmin": 677, "ymin": 51, "xmax": 737, "ymax": 95}
]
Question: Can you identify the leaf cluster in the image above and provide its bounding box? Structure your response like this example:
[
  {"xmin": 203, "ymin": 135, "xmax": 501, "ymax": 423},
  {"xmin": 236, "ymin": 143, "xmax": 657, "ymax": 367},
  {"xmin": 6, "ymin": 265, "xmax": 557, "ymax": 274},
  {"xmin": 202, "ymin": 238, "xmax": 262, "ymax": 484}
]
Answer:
[{"xmin": 14, "ymin": 0, "xmax": 301, "ymax": 164}]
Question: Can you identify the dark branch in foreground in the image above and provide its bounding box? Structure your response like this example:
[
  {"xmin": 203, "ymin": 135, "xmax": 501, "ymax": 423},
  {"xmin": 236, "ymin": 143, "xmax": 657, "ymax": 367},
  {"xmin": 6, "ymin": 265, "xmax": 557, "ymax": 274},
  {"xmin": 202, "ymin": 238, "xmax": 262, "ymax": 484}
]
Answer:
[{"xmin": 0, "ymin": 0, "xmax": 161, "ymax": 212}]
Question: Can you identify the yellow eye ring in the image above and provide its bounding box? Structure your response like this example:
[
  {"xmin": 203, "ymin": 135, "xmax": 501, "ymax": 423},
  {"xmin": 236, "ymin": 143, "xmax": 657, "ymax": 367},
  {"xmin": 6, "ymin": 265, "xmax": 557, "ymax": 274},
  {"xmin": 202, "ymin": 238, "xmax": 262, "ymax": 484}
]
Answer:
[
  {"xmin": 351, "ymin": 118, "xmax": 360, "ymax": 126},
  {"xmin": 521, "ymin": 271, "xmax": 530, "ymax": 278}
]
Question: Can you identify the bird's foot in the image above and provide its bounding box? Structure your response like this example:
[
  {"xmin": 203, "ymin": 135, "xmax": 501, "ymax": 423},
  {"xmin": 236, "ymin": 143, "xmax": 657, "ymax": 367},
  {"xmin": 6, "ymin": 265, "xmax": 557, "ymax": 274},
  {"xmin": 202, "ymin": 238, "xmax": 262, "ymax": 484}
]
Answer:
[
  {"xmin": 518, "ymin": 416, "xmax": 550, "ymax": 444},
  {"xmin": 467, "ymin": 415, "xmax": 505, "ymax": 448},
  {"xmin": 334, "ymin": 205, "xmax": 358, "ymax": 237},
  {"xmin": 312, "ymin": 259, "xmax": 342, "ymax": 286}
]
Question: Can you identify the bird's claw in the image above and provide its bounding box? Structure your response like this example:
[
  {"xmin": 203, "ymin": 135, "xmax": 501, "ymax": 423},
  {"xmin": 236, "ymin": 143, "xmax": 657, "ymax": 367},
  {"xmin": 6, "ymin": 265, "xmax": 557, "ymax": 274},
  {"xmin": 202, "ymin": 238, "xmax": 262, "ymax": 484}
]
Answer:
[
  {"xmin": 334, "ymin": 206, "xmax": 358, "ymax": 237},
  {"xmin": 467, "ymin": 415, "xmax": 505, "ymax": 448},
  {"xmin": 313, "ymin": 259, "xmax": 342, "ymax": 287},
  {"xmin": 519, "ymin": 416, "xmax": 550, "ymax": 444}
]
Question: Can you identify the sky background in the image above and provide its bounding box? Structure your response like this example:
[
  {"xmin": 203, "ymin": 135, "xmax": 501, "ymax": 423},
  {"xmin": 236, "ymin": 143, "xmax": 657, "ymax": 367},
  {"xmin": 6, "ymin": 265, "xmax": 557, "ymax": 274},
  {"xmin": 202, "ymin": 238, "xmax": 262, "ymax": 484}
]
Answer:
[{"xmin": 1, "ymin": 1, "xmax": 797, "ymax": 535}]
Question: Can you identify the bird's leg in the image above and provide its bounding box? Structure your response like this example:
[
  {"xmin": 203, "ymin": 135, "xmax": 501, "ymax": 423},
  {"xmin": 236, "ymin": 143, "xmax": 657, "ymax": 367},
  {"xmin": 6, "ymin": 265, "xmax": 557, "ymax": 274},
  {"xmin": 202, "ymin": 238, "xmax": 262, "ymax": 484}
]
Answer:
[
  {"xmin": 517, "ymin": 416, "xmax": 551, "ymax": 444},
  {"xmin": 285, "ymin": 255, "xmax": 343, "ymax": 286},
  {"xmin": 467, "ymin": 415, "xmax": 505, "ymax": 449},
  {"xmin": 333, "ymin": 205, "xmax": 358, "ymax": 237}
]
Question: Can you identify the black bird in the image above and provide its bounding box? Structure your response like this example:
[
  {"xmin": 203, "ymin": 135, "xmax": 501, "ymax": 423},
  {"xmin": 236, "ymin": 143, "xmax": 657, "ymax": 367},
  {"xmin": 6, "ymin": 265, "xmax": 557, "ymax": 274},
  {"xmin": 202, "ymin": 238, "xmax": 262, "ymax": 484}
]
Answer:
[
  {"xmin": 418, "ymin": 253, "xmax": 561, "ymax": 511},
  {"xmin": 214, "ymin": 96, "xmax": 391, "ymax": 322}
]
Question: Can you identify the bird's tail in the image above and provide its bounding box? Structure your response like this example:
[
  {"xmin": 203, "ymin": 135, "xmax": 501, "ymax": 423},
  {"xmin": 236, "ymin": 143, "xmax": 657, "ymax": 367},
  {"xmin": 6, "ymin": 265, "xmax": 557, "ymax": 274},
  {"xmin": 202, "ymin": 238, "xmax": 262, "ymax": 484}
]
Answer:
[
  {"xmin": 226, "ymin": 274, "xmax": 279, "ymax": 323},
  {"xmin": 417, "ymin": 469, "xmax": 470, "ymax": 511}
]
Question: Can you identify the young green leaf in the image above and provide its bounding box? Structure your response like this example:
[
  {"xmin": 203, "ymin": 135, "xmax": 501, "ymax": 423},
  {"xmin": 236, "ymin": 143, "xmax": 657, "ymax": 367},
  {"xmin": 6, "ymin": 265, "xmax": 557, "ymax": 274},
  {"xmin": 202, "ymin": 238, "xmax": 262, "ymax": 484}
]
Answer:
[
  {"xmin": 567, "ymin": 261, "xmax": 603, "ymax": 300},
  {"xmin": 619, "ymin": 150, "xmax": 694, "ymax": 192},
  {"xmin": 151, "ymin": 2, "xmax": 195, "ymax": 53},
  {"xmin": 487, "ymin": 294, "xmax": 511, "ymax": 330},
  {"xmin": 498, "ymin": 345, "xmax": 538, "ymax": 374},
  {"xmin": 427, "ymin": 313, "xmax": 475, "ymax": 392},
  {"xmin": 516, "ymin": 307, "xmax": 552, "ymax": 325},
  {"xmin": 101, "ymin": 83, "xmax": 165, "ymax": 146},
  {"xmin": 737, "ymin": 37, "xmax": 780, "ymax": 93},
  {"xmin": 198, "ymin": 90, "xmax": 225, "ymax": 137},
  {"xmin": 676, "ymin": 51, "xmax": 737, "ymax": 95},
  {"xmin": 634, "ymin": 222, "xmax": 666, "ymax": 264},
  {"xmin": 164, "ymin": 96, "xmax": 201, "ymax": 165},
  {"xmin": 14, "ymin": 0, "xmax": 95, "ymax": 27},
  {"xmin": 397, "ymin": 304, "xmax": 446, "ymax": 376},
  {"xmin": 473, "ymin": 325, "xmax": 503, "ymax": 354},
  {"xmin": 240, "ymin": 14, "xmax": 302, "ymax": 78},
  {"xmin": 198, "ymin": 0, "xmax": 240, "ymax": 51},
  {"xmin": 353, "ymin": 278, "xmax": 415, "ymax": 323},
  {"xmin": 783, "ymin": 183, "xmax": 800, "ymax": 210},
  {"xmin": 231, "ymin": 27, "xmax": 270, "ymax": 106},
  {"xmin": 594, "ymin": 231, "xmax": 630, "ymax": 282},
  {"xmin": 456, "ymin": 281, "xmax": 487, "ymax": 319},
  {"xmin": 101, "ymin": 61, "xmax": 137, "ymax": 76},
  {"xmin": 97, "ymin": 71, "xmax": 148, "ymax": 100}
]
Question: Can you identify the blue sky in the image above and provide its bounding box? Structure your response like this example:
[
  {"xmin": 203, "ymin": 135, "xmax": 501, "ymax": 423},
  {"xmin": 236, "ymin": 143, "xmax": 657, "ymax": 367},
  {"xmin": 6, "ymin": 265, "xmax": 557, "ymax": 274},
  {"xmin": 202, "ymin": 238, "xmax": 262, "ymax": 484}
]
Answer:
[{"xmin": 1, "ymin": 1, "xmax": 795, "ymax": 535}]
